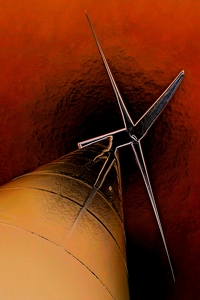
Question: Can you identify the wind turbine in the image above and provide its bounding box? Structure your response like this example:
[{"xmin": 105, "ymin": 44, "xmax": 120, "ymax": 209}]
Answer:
[{"xmin": 77, "ymin": 12, "xmax": 184, "ymax": 281}]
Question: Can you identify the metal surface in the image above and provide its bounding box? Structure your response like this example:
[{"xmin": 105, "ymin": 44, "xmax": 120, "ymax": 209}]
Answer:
[
  {"xmin": 0, "ymin": 140, "xmax": 129, "ymax": 300},
  {"xmin": 78, "ymin": 12, "xmax": 185, "ymax": 281}
]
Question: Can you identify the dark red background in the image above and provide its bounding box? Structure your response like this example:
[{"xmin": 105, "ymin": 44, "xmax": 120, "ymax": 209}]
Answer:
[{"xmin": 0, "ymin": 0, "xmax": 200, "ymax": 299}]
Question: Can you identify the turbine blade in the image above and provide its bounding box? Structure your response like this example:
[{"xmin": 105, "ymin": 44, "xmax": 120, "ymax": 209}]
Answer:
[
  {"xmin": 134, "ymin": 70, "xmax": 184, "ymax": 139},
  {"xmin": 85, "ymin": 11, "xmax": 134, "ymax": 129},
  {"xmin": 67, "ymin": 150, "xmax": 116, "ymax": 237},
  {"xmin": 78, "ymin": 128, "xmax": 126, "ymax": 149},
  {"xmin": 131, "ymin": 141, "xmax": 175, "ymax": 281}
]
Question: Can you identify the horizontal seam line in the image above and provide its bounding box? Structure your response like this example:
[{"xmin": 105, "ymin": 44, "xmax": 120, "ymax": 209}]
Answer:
[
  {"xmin": 0, "ymin": 222, "xmax": 115, "ymax": 300},
  {"xmin": 0, "ymin": 186, "xmax": 127, "ymax": 265},
  {"xmin": 9, "ymin": 171, "xmax": 123, "ymax": 223}
]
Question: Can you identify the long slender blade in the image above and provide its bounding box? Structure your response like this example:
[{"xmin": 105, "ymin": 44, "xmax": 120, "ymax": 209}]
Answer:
[
  {"xmin": 78, "ymin": 128, "xmax": 126, "ymax": 149},
  {"xmin": 131, "ymin": 141, "xmax": 175, "ymax": 281},
  {"xmin": 134, "ymin": 70, "xmax": 184, "ymax": 139},
  {"xmin": 85, "ymin": 11, "xmax": 134, "ymax": 130},
  {"xmin": 67, "ymin": 151, "xmax": 116, "ymax": 237}
]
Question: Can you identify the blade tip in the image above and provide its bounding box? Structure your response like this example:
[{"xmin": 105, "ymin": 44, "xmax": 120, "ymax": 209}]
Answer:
[
  {"xmin": 77, "ymin": 142, "xmax": 83, "ymax": 149},
  {"xmin": 178, "ymin": 70, "xmax": 185, "ymax": 79},
  {"xmin": 181, "ymin": 70, "xmax": 185, "ymax": 76},
  {"xmin": 85, "ymin": 11, "xmax": 90, "ymax": 20}
]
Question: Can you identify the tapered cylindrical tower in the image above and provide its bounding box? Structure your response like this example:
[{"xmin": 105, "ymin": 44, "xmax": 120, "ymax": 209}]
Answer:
[{"xmin": 0, "ymin": 138, "xmax": 130, "ymax": 300}]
